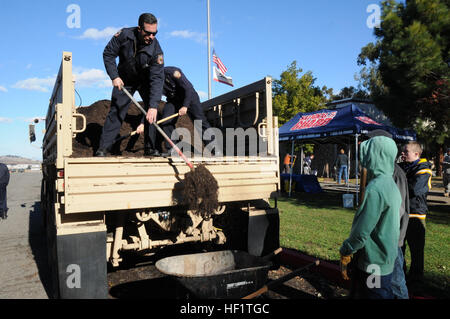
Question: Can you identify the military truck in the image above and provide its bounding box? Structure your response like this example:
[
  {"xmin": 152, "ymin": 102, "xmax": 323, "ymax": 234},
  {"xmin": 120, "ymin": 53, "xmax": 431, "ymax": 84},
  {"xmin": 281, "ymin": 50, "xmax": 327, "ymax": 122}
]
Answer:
[{"xmin": 40, "ymin": 52, "xmax": 280, "ymax": 298}]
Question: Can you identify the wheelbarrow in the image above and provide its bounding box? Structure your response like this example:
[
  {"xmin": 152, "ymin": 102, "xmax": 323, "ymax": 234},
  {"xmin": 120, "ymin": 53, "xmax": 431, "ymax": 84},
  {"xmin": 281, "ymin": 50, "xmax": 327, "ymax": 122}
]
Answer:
[{"xmin": 155, "ymin": 249, "xmax": 282, "ymax": 299}]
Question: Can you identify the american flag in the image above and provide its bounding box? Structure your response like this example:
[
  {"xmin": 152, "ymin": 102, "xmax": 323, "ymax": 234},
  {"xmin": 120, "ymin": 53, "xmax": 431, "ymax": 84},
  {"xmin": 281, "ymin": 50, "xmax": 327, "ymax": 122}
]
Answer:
[{"xmin": 212, "ymin": 49, "xmax": 228, "ymax": 75}]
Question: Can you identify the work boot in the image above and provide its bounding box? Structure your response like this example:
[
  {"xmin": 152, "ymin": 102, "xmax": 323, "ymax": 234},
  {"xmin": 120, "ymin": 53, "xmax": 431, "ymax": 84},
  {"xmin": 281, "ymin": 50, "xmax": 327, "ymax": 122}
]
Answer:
[
  {"xmin": 144, "ymin": 149, "xmax": 161, "ymax": 157},
  {"xmin": 95, "ymin": 148, "xmax": 108, "ymax": 157}
]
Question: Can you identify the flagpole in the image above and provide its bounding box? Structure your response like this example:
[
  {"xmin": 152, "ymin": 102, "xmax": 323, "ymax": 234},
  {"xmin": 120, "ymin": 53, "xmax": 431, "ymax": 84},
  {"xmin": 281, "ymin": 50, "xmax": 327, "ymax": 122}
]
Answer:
[{"xmin": 207, "ymin": 0, "xmax": 212, "ymax": 99}]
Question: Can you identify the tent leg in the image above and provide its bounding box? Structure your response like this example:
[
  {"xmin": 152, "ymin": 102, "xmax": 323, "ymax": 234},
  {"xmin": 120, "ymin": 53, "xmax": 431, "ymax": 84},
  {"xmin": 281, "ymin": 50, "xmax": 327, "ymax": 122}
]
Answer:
[
  {"xmin": 355, "ymin": 134, "xmax": 359, "ymax": 205},
  {"xmin": 289, "ymin": 140, "xmax": 295, "ymax": 197},
  {"xmin": 300, "ymin": 146, "xmax": 304, "ymax": 174}
]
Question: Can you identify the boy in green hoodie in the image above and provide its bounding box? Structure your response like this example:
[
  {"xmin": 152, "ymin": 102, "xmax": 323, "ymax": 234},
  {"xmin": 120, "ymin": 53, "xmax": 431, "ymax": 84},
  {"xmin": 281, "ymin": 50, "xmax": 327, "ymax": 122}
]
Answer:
[{"xmin": 340, "ymin": 136, "xmax": 401, "ymax": 299}]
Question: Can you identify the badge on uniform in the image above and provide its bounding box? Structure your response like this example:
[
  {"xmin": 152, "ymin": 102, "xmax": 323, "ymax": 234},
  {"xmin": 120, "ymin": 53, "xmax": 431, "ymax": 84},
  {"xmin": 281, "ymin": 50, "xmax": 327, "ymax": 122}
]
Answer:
[
  {"xmin": 157, "ymin": 54, "xmax": 164, "ymax": 65},
  {"xmin": 173, "ymin": 70, "xmax": 181, "ymax": 79},
  {"xmin": 114, "ymin": 29, "xmax": 123, "ymax": 37}
]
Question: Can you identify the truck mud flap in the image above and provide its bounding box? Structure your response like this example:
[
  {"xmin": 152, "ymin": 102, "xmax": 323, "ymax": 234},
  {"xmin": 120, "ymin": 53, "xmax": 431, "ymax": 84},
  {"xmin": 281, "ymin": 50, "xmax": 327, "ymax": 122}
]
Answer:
[
  {"xmin": 248, "ymin": 208, "xmax": 279, "ymax": 257},
  {"xmin": 56, "ymin": 230, "xmax": 107, "ymax": 299}
]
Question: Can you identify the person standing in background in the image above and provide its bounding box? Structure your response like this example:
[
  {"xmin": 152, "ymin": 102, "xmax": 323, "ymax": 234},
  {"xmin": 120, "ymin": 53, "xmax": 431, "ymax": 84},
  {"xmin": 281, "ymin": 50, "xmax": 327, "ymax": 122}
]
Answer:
[
  {"xmin": 0, "ymin": 163, "xmax": 10, "ymax": 220},
  {"xmin": 334, "ymin": 148, "xmax": 348, "ymax": 184},
  {"xmin": 442, "ymin": 148, "xmax": 450, "ymax": 197}
]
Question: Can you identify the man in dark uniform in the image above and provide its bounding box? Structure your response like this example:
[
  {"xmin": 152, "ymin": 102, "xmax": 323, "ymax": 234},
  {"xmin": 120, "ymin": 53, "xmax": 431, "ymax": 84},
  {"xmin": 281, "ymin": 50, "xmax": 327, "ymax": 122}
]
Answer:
[
  {"xmin": 96, "ymin": 13, "xmax": 164, "ymax": 157},
  {"xmin": 0, "ymin": 163, "xmax": 10, "ymax": 220},
  {"xmin": 159, "ymin": 66, "xmax": 219, "ymax": 156}
]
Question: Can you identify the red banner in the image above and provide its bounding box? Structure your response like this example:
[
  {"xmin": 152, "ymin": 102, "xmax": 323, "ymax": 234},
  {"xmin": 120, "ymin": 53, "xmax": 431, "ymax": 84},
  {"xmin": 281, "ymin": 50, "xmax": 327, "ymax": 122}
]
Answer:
[
  {"xmin": 356, "ymin": 116, "xmax": 381, "ymax": 125},
  {"xmin": 290, "ymin": 111, "xmax": 337, "ymax": 131}
]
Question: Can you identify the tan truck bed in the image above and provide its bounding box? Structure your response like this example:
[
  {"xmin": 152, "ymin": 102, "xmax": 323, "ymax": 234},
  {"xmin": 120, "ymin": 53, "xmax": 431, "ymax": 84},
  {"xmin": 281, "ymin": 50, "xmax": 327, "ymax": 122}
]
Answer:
[{"xmin": 63, "ymin": 156, "xmax": 279, "ymax": 213}]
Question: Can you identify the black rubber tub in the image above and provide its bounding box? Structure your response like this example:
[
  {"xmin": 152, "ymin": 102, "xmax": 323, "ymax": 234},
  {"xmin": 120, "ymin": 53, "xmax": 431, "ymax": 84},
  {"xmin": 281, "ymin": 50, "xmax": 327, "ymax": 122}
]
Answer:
[{"xmin": 155, "ymin": 250, "xmax": 271, "ymax": 299}]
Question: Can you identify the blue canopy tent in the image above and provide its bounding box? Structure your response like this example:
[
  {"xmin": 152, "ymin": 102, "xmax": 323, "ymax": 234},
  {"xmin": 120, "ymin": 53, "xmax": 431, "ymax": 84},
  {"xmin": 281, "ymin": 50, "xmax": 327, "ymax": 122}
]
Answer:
[{"xmin": 279, "ymin": 104, "xmax": 416, "ymax": 200}]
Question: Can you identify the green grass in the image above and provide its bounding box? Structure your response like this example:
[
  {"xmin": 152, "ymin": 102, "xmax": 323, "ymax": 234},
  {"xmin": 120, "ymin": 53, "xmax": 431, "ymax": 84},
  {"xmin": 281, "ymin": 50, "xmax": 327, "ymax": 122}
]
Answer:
[{"xmin": 271, "ymin": 190, "xmax": 450, "ymax": 298}]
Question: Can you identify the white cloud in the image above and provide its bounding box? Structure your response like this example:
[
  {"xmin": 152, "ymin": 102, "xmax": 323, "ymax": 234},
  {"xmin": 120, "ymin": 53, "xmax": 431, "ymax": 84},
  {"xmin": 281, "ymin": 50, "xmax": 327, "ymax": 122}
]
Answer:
[
  {"xmin": 12, "ymin": 76, "xmax": 56, "ymax": 92},
  {"xmin": 0, "ymin": 117, "xmax": 13, "ymax": 123},
  {"xmin": 77, "ymin": 26, "xmax": 122, "ymax": 40},
  {"xmin": 0, "ymin": 85, "xmax": 7, "ymax": 92},
  {"xmin": 12, "ymin": 68, "xmax": 112, "ymax": 92},
  {"xmin": 169, "ymin": 30, "xmax": 207, "ymax": 44},
  {"xmin": 197, "ymin": 90, "xmax": 208, "ymax": 100},
  {"xmin": 73, "ymin": 68, "xmax": 111, "ymax": 88}
]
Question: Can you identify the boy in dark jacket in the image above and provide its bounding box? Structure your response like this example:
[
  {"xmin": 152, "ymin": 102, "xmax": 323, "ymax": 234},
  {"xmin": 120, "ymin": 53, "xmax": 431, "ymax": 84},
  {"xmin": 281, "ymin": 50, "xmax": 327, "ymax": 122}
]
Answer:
[{"xmin": 399, "ymin": 141, "xmax": 432, "ymax": 288}]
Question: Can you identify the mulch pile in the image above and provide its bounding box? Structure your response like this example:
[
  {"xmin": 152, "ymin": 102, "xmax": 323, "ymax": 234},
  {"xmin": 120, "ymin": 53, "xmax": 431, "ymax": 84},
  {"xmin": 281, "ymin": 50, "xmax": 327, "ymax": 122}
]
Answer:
[{"xmin": 72, "ymin": 99, "xmax": 196, "ymax": 157}]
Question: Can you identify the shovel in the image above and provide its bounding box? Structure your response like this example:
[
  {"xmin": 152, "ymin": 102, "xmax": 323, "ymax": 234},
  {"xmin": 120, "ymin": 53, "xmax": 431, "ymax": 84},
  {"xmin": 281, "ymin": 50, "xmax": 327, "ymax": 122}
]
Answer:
[
  {"xmin": 112, "ymin": 113, "xmax": 180, "ymax": 144},
  {"xmin": 122, "ymin": 87, "xmax": 194, "ymax": 169},
  {"xmin": 242, "ymin": 259, "xmax": 320, "ymax": 299},
  {"xmin": 122, "ymin": 87, "xmax": 220, "ymax": 218}
]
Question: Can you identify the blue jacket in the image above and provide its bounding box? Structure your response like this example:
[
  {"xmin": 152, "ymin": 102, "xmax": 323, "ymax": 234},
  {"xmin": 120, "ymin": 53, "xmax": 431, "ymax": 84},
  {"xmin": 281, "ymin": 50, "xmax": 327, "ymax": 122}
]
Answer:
[
  {"xmin": 103, "ymin": 27, "xmax": 164, "ymax": 109},
  {"xmin": 399, "ymin": 159, "xmax": 432, "ymax": 219}
]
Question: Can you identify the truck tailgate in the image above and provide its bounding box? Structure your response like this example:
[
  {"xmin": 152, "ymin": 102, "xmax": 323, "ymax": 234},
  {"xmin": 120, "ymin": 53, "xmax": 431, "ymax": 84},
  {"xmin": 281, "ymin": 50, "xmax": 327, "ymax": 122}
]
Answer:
[{"xmin": 63, "ymin": 156, "xmax": 279, "ymax": 214}]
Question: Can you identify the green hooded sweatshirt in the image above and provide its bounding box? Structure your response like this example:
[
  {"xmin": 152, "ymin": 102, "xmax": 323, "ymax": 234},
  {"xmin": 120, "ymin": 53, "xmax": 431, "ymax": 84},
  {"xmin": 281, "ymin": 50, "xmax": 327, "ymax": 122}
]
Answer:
[{"xmin": 340, "ymin": 136, "xmax": 401, "ymax": 275}]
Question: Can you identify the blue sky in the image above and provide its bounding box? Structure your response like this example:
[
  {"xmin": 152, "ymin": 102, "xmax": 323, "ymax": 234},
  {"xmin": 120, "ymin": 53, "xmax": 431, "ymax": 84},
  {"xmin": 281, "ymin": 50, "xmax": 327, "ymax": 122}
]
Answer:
[{"xmin": 0, "ymin": 0, "xmax": 382, "ymax": 160}]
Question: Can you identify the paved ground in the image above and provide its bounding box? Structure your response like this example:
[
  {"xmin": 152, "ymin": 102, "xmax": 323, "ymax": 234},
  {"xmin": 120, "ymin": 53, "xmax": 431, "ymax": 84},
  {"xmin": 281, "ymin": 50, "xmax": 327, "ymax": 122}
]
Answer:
[{"xmin": 0, "ymin": 171, "xmax": 51, "ymax": 299}]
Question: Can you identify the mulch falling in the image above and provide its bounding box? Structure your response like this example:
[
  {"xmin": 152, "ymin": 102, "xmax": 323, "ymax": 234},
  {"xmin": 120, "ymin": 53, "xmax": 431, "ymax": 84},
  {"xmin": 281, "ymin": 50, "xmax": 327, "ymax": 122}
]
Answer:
[{"xmin": 182, "ymin": 164, "xmax": 219, "ymax": 219}]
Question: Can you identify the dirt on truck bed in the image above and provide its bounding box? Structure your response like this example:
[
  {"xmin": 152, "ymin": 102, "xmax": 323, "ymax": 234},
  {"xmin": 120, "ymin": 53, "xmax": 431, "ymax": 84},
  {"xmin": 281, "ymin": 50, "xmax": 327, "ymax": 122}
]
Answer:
[{"xmin": 72, "ymin": 100, "xmax": 197, "ymax": 157}]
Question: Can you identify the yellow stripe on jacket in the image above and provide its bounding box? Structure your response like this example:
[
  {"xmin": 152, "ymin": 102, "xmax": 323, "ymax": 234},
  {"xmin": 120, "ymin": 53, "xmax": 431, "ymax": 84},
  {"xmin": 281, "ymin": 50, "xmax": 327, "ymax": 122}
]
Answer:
[
  {"xmin": 409, "ymin": 214, "xmax": 426, "ymax": 220},
  {"xmin": 416, "ymin": 168, "xmax": 433, "ymax": 190}
]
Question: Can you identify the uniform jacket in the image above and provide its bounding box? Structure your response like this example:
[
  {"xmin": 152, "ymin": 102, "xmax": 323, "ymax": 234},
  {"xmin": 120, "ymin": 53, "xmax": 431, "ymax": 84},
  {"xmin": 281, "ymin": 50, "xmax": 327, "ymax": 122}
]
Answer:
[
  {"xmin": 399, "ymin": 158, "xmax": 432, "ymax": 219},
  {"xmin": 163, "ymin": 66, "xmax": 196, "ymax": 107},
  {"xmin": 103, "ymin": 27, "xmax": 164, "ymax": 109},
  {"xmin": 340, "ymin": 136, "xmax": 401, "ymax": 275}
]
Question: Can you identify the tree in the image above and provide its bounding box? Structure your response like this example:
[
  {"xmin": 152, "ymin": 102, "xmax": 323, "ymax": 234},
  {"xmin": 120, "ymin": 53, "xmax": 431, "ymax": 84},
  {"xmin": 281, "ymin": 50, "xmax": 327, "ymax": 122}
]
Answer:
[
  {"xmin": 331, "ymin": 86, "xmax": 371, "ymax": 101},
  {"xmin": 357, "ymin": 0, "xmax": 450, "ymax": 149},
  {"xmin": 273, "ymin": 61, "xmax": 331, "ymax": 125}
]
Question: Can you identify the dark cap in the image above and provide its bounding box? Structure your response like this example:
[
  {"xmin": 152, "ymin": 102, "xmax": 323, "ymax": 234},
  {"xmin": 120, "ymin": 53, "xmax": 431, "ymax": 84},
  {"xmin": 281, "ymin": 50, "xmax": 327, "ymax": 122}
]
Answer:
[{"xmin": 367, "ymin": 129, "xmax": 393, "ymax": 139}]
